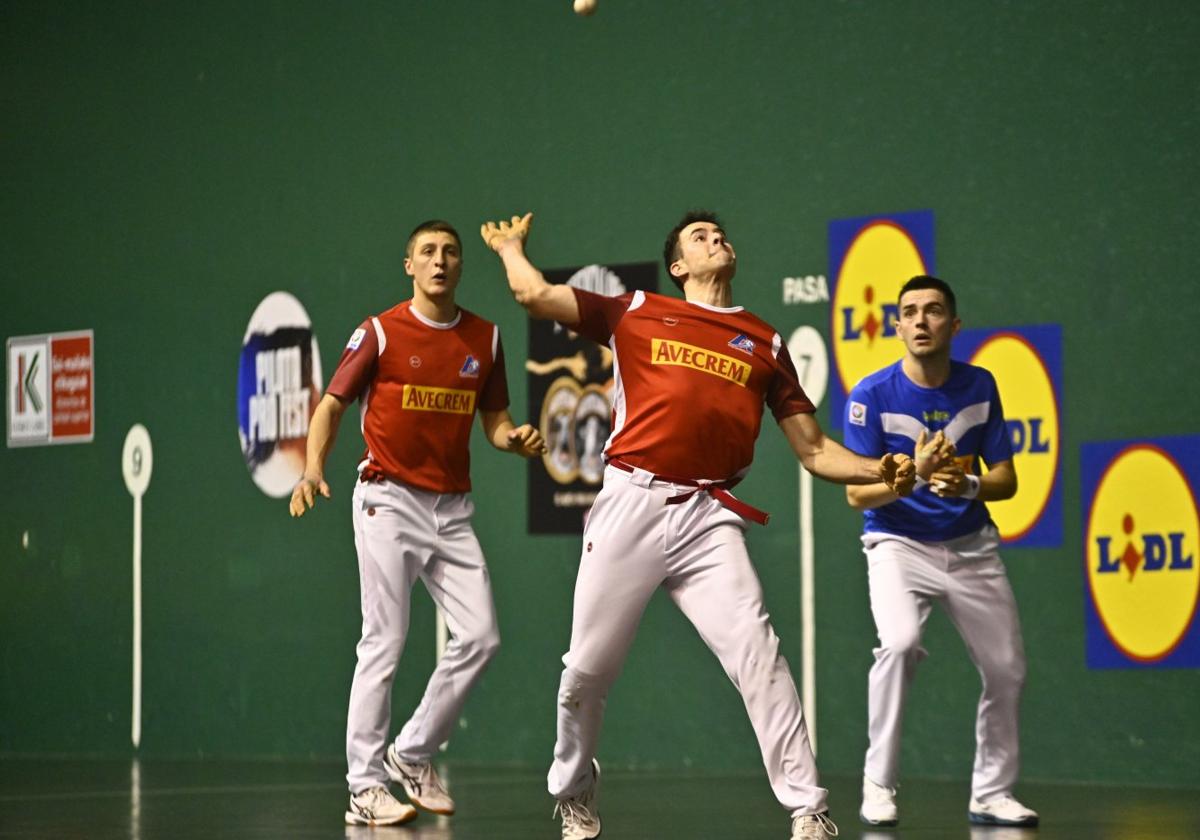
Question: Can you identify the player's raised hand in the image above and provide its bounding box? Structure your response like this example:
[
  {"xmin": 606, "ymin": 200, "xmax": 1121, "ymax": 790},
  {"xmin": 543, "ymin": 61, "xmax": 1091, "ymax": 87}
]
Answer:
[
  {"xmin": 480, "ymin": 212, "xmax": 533, "ymax": 253},
  {"xmin": 506, "ymin": 423, "xmax": 547, "ymax": 458},
  {"xmin": 914, "ymin": 428, "xmax": 956, "ymax": 479},
  {"xmin": 289, "ymin": 475, "xmax": 331, "ymax": 517},
  {"xmin": 881, "ymin": 452, "xmax": 917, "ymax": 496}
]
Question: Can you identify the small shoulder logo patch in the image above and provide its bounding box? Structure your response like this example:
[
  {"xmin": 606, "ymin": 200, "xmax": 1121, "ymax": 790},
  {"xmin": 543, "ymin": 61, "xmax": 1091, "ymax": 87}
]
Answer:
[
  {"xmin": 728, "ymin": 333, "xmax": 755, "ymax": 355},
  {"xmin": 460, "ymin": 355, "xmax": 481, "ymax": 378},
  {"xmin": 849, "ymin": 401, "xmax": 868, "ymax": 426},
  {"xmin": 346, "ymin": 328, "xmax": 366, "ymax": 350}
]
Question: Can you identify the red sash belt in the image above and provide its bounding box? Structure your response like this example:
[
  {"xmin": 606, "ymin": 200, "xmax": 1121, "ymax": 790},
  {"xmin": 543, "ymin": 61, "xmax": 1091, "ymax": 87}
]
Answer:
[
  {"xmin": 609, "ymin": 460, "xmax": 770, "ymax": 526},
  {"xmin": 360, "ymin": 464, "xmax": 386, "ymax": 483}
]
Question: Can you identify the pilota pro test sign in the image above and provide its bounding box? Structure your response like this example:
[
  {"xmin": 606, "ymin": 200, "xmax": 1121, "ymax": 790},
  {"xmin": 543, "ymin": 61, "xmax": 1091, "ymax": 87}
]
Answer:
[{"xmin": 6, "ymin": 330, "xmax": 94, "ymax": 447}]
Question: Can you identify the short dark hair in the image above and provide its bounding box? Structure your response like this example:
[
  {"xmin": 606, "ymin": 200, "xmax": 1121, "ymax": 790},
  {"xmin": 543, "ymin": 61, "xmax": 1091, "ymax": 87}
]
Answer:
[
  {"xmin": 898, "ymin": 274, "xmax": 957, "ymax": 317},
  {"xmin": 405, "ymin": 219, "xmax": 461, "ymax": 257},
  {"xmin": 663, "ymin": 210, "xmax": 722, "ymax": 291}
]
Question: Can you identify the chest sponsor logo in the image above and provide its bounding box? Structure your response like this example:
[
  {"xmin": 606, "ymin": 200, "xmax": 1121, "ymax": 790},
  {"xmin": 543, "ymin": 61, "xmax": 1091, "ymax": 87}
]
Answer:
[
  {"xmin": 1084, "ymin": 439, "xmax": 1200, "ymax": 667},
  {"xmin": 402, "ymin": 385, "xmax": 475, "ymax": 414},
  {"xmin": 728, "ymin": 333, "xmax": 755, "ymax": 355},
  {"xmin": 459, "ymin": 354, "xmax": 481, "ymax": 378},
  {"xmin": 828, "ymin": 211, "xmax": 935, "ymax": 428},
  {"xmin": 650, "ymin": 339, "xmax": 751, "ymax": 387}
]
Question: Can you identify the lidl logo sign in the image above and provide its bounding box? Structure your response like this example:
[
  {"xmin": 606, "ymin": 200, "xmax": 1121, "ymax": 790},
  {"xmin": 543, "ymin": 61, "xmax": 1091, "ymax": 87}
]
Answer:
[
  {"xmin": 1082, "ymin": 436, "xmax": 1200, "ymax": 668},
  {"xmin": 954, "ymin": 325, "xmax": 1063, "ymax": 547},
  {"xmin": 828, "ymin": 211, "xmax": 935, "ymax": 428}
]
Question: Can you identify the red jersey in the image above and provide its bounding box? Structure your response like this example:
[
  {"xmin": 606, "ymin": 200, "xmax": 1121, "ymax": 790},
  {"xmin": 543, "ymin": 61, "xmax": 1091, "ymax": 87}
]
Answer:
[
  {"xmin": 326, "ymin": 301, "xmax": 509, "ymax": 493},
  {"xmin": 572, "ymin": 288, "xmax": 813, "ymax": 480}
]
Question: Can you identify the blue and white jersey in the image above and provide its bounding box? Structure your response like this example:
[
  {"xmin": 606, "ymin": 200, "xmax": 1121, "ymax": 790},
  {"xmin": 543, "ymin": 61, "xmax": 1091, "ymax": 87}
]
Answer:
[{"xmin": 844, "ymin": 360, "xmax": 1013, "ymax": 542}]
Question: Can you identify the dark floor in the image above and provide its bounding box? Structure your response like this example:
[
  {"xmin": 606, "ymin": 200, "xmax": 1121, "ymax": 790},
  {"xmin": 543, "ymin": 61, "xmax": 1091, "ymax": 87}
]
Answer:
[{"xmin": 0, "ymin": 757, "xmax": 1195, "ymax": 840}]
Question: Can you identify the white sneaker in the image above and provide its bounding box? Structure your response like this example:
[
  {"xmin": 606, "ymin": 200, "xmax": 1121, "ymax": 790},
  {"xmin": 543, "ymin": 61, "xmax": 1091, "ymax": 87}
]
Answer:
[
  {"xmin": 553, "ymin": 759, "xmax": 601, "ymax": 840},
  {"xmin": 968, "ymin": 794, "xmax": 1039, "ymax": 827},
  {"xmin": 791, "ymin": 811, "xmax": 839, "ymax": 839},
  {"xmin": 860, "ymin": 775, "xmax": 898, "ymax": 826},
  {"xmin": 344, "ymin": 785, "xmax": 417, "ymax": 826},
  {"xmin": 384, "ymin": 745, "xmax": 456, "ymax": 815}
]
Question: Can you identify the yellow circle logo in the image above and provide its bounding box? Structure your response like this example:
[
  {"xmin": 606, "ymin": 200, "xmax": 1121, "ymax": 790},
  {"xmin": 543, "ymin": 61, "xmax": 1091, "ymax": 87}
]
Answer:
[
  {"xmin": 969, "ymin": 333, "xmax": 1058, "ymax": 541},
  {"xmin": 1086, "ymin": 445, "xmax": 1200, "ymax": 662},
  {"xmin": 831, "ymin": 222, "xmax": 926, "ymax": 395}
]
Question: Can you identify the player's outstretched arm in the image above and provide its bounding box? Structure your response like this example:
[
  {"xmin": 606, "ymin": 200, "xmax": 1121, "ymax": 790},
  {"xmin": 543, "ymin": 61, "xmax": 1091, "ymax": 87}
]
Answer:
[
  {"xmin": 780, "ymin": 412, "xmax": 914, "ymax": 493},
  {"xmin": 480, "ymin": 409, "xmax": 548, "ymax": 458},
  {"xmin": 289, "ymin": 393, "xmax": 349, "ymax": 517},
  {"xmin": 480, "ymin": 212, "xmax": 580, "ymax": 325}
]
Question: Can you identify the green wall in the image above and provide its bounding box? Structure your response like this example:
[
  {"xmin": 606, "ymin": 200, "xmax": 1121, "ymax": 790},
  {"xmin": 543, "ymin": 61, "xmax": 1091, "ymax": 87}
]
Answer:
[{"xmin": 3, "ymin": 0, "xmax": 1197, "ymax": 788}]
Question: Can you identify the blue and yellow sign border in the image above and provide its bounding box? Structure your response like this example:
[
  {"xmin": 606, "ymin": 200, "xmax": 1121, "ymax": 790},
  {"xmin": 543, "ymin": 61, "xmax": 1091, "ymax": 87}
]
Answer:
[
  {"xmin": 827, "ymin": 210, "xmax": 935, "ymax": 428},
  {"xmin": 953, "ymin": 324, "xmax": 1064, "ymax": 548},
  {"xmin": 1081, "ymin": 435, "xmax": 1200, "ymax": 669}
]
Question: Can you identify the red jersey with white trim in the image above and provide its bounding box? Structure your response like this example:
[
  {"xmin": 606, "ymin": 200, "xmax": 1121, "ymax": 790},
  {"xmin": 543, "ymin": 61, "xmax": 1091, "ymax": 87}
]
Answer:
[
  {"xmin": 571, "ymin": 288, "xmax": 814, "ymax": 480},
  {"xmin": 326, "ymin": 301, "xmax": 509, "ymax": 493}
]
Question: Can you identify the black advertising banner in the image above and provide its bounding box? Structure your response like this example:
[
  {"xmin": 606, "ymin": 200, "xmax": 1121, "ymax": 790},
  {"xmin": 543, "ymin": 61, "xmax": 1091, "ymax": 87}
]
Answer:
[{"xmin": 527, "ymin": 262, "xmax": 658, "ymax": 533}]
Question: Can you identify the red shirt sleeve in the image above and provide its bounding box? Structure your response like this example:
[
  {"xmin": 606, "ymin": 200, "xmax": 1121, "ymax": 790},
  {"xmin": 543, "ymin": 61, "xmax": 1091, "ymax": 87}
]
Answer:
[
  {"xmin": 326, "ymin": 320, "xmax": 378, "ymax": 401},
  {"xmin": 768, "ymin": 341, "xmax": 816, "ymax": 421},
  {"xmin": 571, "ymin": 289, "xmax": 634, "ymax": 344},
  {"xmin": 479, "ymin": 332, "xmax": 510, "ymax": 412}
]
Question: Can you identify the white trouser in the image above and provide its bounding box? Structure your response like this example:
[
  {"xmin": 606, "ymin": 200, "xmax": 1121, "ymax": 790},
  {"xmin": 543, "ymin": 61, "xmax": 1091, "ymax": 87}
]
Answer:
[
  {"xmin": 345, "ymin": 478, "xmax": 500, "ymax": 793},
  {"xmin": 547, "ymin": 465, "xmax": 827, "ymax": 816},
  {"xmin": 862, "ymin": 526, "xmax": 1026, "ymax": 801}
]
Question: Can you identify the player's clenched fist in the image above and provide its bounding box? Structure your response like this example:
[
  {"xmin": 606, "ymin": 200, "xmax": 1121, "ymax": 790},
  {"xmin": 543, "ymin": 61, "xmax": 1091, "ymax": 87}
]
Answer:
[
  {"xmin": 480, "ymin": 212, "xmax": 533, "ymax": 253},
  {"xmin": 930, "ymin": 463, "xmax": 978, "ymax": 498},
  {"xmin": 289, "ymin": 475, "xmax": 331, "ymax": 517},
  {"xmin": 506, "ymin": 423, "xmax": 547, "ymax": 458},
  {"xmin": 880, "ymin": 453, "xmax": 916, "ymax": 496}
]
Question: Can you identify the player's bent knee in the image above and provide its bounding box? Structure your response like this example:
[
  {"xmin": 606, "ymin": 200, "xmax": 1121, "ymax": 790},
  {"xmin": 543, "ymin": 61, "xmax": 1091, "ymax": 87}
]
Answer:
[
  {"xmin": 876, "ymin": 629, "xmax": 923, "ymax": 660},
  {"xmin": 557, "ymin": 665, "xmax": 610, "ymax": 708},
  {"xmin": 561, "ymin": 649, "xmax": 624, "ymax": 684},
  {"xmin": 454, "ymin": 627, "xmax": 500, "ymax": 663},
  {"xmin": 475, "ymin": 630, "xmax": 501, "ymax": 662},
  {"xmin": 355, "ymin": 636, "xmax": 404, "ymax": 671},
  {"xmin": 725, "ymin": 626, "xmax": 784, "ymax": 682},
  {"xmin": 982, "ymin": 652, "xmax": 1026, "ymax": 689}
]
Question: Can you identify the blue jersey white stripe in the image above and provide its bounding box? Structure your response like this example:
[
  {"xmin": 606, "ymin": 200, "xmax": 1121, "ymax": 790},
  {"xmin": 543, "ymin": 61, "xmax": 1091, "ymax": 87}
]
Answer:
[{"xmin": 844, "ymin": 360, "xmax": 1013, "ymax": 542}]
